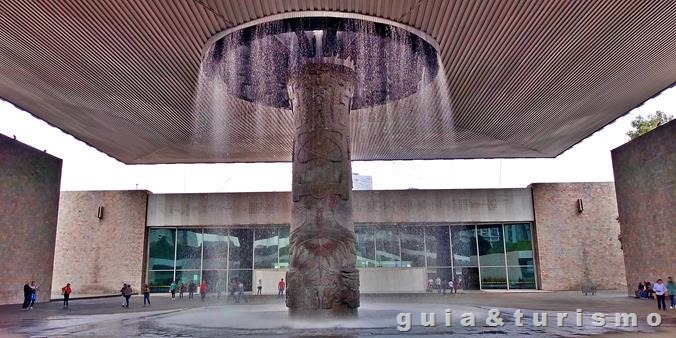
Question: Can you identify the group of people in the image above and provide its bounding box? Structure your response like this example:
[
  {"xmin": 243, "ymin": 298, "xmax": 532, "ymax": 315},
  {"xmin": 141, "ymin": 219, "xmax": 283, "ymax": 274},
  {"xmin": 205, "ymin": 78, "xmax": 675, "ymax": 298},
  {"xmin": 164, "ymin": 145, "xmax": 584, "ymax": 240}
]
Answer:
[
  {"xmin": 21, "ymin": 281, "xmax": 39, "ymax": 310},
  {"xmin": 635, "ymin": 276, "xmax": 675, "ymax": 311},
  {"xmin": 33, "ymin": 277, "xmax": 290, "ymax": 310},
  {"xmin": 427, "ymin": 277, "xmax": 460, "ymax": 294},
  {"xmin": 167, "ymin": 280, "xmax": 207, "ymax": 301},
  {"xmin": 164, "ymin": 278, "xmax": 287, "ymax": 303}
]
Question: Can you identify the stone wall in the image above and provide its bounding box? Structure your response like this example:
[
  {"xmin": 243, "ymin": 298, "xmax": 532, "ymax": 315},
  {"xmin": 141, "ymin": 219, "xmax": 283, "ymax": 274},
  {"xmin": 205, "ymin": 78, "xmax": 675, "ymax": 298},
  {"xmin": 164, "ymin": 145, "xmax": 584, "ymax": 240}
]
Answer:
[
  {"xmin": 51, "ymin": 190, "xmax": 148, "ymax": 297},
  {"xmin": 530, "ymin": 183, "xmax": 626, "ymax": 291},
  {"xmin": 147, "ymin": 189, "xmax": 534, "ymax": 226},
  {"xmin": 612, "ymin": 120, "xmax": 676, "ymax": 295},
  {"xmin": 0, "ymin": 134, "xmax": 62, "ymax": 305}
]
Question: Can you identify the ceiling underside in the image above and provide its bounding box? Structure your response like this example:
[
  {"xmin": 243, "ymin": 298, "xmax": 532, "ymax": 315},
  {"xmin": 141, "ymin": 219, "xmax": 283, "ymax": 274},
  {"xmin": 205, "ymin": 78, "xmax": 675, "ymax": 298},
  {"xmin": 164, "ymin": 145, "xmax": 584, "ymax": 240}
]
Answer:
[{"xmin": 1, "ymin": 0, "xmax": 675, "ymax": 164}]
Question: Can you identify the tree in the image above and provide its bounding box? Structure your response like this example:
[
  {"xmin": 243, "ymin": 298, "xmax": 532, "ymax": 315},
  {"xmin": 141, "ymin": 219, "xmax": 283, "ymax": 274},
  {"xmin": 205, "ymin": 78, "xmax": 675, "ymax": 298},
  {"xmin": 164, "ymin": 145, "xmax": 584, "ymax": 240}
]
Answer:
[{"xmin": 626, "ymin": 111, "xmax": 673, "ymax": 140}]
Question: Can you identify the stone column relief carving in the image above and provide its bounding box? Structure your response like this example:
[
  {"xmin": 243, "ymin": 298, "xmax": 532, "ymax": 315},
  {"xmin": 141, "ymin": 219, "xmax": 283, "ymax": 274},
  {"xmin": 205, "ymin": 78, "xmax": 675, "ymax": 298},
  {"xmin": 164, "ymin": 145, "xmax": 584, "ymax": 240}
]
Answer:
[{"xmin": 287, "ymin": 62, "xmax": 360, "ymax": 316}]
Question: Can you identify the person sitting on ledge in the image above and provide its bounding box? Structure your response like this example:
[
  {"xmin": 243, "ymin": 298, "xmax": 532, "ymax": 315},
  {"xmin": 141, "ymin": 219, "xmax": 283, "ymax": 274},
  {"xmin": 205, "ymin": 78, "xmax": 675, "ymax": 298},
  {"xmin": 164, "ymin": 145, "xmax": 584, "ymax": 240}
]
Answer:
[
  {"xmin": 636, "ymin": 281, "xmax": 646, "ymax": 298},
  {"xmin": 645, "ymin": 282, "xmax": 654, "ymax": 299}
]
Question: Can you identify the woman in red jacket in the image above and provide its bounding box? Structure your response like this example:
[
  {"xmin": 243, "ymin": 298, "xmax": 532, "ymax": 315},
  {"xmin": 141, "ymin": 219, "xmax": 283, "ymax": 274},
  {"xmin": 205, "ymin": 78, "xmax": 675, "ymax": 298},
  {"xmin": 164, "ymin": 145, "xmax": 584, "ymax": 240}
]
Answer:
[
  {"xmin": 200, "ymin": 281, "xmax": 207, "ymax": 301},
  {"xmin": 61, "ymin": 283, "xmax": 72, "ymax": 308}
]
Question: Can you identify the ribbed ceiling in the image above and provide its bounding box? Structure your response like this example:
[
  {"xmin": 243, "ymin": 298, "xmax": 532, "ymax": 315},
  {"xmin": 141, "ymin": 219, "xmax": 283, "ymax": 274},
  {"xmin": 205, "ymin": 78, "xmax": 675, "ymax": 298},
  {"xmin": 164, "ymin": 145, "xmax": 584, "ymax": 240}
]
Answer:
[{"xmin": 1, "ymin": 0, "xmax": 674, "ymax": 163}]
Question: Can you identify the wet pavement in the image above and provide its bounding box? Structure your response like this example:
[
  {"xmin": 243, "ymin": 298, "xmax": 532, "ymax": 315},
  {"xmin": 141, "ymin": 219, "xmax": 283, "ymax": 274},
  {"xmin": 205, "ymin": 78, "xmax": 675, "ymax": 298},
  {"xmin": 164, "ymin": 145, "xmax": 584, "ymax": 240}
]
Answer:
[{"xmin": 1, "ymin": 291, "xmax": 674, "ymax": 337}]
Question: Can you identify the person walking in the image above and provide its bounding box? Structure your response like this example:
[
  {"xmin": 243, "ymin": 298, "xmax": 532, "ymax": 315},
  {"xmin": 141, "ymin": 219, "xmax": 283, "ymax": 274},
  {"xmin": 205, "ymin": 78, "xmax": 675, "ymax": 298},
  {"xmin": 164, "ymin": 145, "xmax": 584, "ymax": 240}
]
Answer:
[
  {"xmin": 200, "ymin": 280, "xmax": 207, "ymax": 301},
  {"xmin": 227, "ymin": 280, "xmax": 238, "ymax": 303},
  {"xmin": 448, "ymin": 280, "xmax": 454, "ymax": 295},
  {"xmin": 188, "ymin": 281, "xmax": 196, "ymax": 300},
  {"xmin": 120, "ymin": 283, "xmax": 127, "ymax": 307},
  {"xmin": 61, "ymin": 283, "xmax": 72, "ymax": 309},
  {"xmin": 216, "ymin": 280, "xmax": 222, "ymax": 300},
  {"xmin": 123, "ymin": 284, "xmax": 133, "ymax": 308},
  {"xmin": 238, "ymin": 281, "xmax": 248, "ymax": 303},
  {"xmin": 653, "ymin": 279, "xmax": 667, "ymax": 311},
  {"xmin": 179, "ymin": 282, "xmax": 185, "ymax": 299},
  {"xmin": 143, "ymin": 283, "xmax": 151, "ymax": 307},
  {"xmin": 277, "ymin": 278, "xmax": 286, "ymax": 298},
  {"xmin": 22, "ymin": 281, "xmax": 31, "ymax": 310},
  {"xmin": 667, "ymin": 276, "xmax": 676, "ymax": 309},
  {"xmin": 29, "ymin": 281, "xmax": 38, "ymax": 309},
  {"xmin": 169, "ymin": 281, "xmax": 177, "ymax": 300},
  {"xmin": 257, "ymin": 279, "xmax": 262, "ymax": 295}
]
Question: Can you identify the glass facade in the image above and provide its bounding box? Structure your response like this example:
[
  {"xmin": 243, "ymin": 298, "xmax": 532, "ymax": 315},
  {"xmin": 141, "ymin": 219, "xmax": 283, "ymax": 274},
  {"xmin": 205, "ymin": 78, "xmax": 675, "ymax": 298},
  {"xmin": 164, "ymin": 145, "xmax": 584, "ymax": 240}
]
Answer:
[
  {"xmin": 146, "ymin": 226, "xmax": 288, "ymax": 293},
  {"xmin": 147, "ymin": 222, "xmax": 536, "ymax": 292}
]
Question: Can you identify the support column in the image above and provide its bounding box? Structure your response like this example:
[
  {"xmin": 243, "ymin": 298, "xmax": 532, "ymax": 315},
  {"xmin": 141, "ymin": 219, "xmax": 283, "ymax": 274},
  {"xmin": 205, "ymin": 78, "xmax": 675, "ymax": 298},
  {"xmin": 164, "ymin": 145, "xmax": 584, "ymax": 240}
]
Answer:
[{"xmin": 286, "ymin": 62, "xmax": 360, "ymax": 316}]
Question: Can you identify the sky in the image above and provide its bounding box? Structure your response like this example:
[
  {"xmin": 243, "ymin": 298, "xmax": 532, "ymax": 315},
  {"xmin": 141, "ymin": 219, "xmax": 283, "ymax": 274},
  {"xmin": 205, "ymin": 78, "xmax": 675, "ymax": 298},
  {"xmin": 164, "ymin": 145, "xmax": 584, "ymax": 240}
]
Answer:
[{"xmin": 1, "ymin": 86, "xmax": 674, "ymax": 193}]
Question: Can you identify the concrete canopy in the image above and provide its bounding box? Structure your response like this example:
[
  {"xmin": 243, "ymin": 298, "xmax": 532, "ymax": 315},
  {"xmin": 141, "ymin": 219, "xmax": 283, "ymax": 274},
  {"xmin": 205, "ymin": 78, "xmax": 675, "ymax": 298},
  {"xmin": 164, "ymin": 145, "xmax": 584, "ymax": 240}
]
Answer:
[{"xmin": 1, "ymin": 1, "xmax": 674, "ymax": 164}]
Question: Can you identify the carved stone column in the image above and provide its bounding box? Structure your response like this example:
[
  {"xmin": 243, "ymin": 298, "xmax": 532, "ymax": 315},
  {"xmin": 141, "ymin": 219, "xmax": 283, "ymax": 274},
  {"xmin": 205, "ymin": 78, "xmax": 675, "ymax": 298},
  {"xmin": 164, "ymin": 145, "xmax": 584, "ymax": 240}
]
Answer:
[{"xmin": 286, "ymin": 62, "xmax": 360, "ymax": 316}]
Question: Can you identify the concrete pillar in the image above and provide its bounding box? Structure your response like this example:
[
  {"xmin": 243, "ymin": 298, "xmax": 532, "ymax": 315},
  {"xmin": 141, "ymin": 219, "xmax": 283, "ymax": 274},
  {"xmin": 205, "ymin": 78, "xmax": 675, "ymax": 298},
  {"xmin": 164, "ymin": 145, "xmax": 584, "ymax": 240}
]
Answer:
[{"xmin": 286, "ymin": 62, "xmax": 360, "ymax": 316}]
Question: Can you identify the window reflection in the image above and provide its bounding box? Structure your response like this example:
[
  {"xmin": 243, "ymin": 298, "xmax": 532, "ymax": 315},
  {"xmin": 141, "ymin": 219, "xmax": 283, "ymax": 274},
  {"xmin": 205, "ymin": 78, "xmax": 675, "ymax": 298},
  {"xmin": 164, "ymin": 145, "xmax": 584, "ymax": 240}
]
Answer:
[
  {"xmin": 451, "ymin": 226, "xmax": 478, "ymax": 266},
  {"xmin": 176, "ymin": 229, "xmax": 203, "ymax": 270},
  {"xmin": 504, "ymin": 223, "xmax": 534, "ymax": 266},
  {"xmin": 278, "ymin": 227, "xmax": 289, "ymax": 268},
  {"xmin": 480, "ymin": 267, "xmax": 508, "ymax": 289},
  {"xmin": 508, "ymin": 266, "xmax": 536, "ymax": 289},
  {"xmin": 355, "ymin": 226, "xmax": 375, "ymax": 267},
  {"xmin": 147, "ymin": 271, "xmax": 174, "ymax": 292},
  {"xmin": 400, "ymin": 226, "xmax": 425, "ymax": 267},
  {"xmin": 375, "ymin": 226, "xmax": 400, "ymax": 267},
  {"xmin": 425, "ymin": 226, "xmax": 451, "ymax": 267},
  {"xmin": 228, "ymin": 229, "xmax": 253, "ymax": 269},
  {"xmin": 202, "ymin": 229, "xmax": 228, "ymax": 270},
  {"xmin": 254, "ymin": 228, "xmax": 278, "ymax": 269},
  {"xmin": 477, "ymin": 224, "xmax": 505, "ymax": 266},
  {"xmin": 148, "ymin": 228, "xmax": 175, "ymax": 270}
]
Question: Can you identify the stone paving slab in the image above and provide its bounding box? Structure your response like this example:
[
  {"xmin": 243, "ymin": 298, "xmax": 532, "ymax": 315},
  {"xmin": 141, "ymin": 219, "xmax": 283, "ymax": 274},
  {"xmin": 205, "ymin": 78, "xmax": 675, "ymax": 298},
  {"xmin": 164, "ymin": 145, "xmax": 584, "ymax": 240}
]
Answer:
[{"xmin": 0, "ymin": 291, "xmax": 673, "ymax": 337}]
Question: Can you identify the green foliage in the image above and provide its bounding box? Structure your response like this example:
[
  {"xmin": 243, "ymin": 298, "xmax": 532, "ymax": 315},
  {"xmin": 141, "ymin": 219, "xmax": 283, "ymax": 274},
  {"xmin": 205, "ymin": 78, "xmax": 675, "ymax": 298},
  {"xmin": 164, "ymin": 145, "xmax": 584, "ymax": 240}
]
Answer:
[
  {"xmin": 505, "ymin": 240, "xmax": 532, "ymax": 252},
  {"xmin": 626, "ymin": 111, "xmax": 673, "ymax": 140}
]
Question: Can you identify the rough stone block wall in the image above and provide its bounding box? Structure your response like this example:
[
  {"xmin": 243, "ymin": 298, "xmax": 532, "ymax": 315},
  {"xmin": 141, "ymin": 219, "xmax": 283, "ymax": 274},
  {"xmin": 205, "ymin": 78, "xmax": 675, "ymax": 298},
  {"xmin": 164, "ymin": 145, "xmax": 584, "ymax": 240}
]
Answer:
[
  {"xmin": 51, "ymin": 190, "xmax": 148, "ymax": 297},
  {"xmin": 611, "ymin": 120, "xmax": 675, "ymax": 295},
  {"xmin": 531, "ymin": 183, "xmax": 626, "ymax": 291},
  {"xmin": 0, "ymin": 134, "xmax": 62, "ymax": 305}
]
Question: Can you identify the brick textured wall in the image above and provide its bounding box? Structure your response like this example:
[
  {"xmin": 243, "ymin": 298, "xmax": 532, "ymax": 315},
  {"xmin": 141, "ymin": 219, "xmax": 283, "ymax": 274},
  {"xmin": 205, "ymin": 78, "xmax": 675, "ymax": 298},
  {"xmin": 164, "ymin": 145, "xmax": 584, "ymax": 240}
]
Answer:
[
  {"xmin": 531, "ymin": 183, "xmax": 626, "ymax": 291},
  {"xmin": 612, "ymin": 120, "xmax": 676, "ymax": 295},
  {"xmin": 51, "ymin": 190, "xmax": 148, "ymax": 297},
  {"xmin": 0, "ymin": 134, "xmax": 62, "ymax": 305}
]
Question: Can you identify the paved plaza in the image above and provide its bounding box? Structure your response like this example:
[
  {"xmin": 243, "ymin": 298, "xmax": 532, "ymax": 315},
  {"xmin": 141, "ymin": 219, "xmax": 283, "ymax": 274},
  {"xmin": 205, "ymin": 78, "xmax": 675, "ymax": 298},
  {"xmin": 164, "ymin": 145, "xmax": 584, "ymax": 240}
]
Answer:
[{"xmin": 1, "ymin": 291, "xmax": 674, "ymax": 337}]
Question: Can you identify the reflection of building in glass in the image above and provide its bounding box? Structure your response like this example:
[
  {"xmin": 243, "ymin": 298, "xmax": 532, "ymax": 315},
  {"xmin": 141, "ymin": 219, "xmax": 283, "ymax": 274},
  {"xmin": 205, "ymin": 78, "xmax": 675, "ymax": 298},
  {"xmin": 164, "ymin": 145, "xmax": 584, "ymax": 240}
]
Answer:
[
  {"xmin": 352, "ymin": 173, "xmax": 373, "ymax": 190},
  {"xmin": 147, "ymin": 222, "xmax": 536, "ymax": 292}
]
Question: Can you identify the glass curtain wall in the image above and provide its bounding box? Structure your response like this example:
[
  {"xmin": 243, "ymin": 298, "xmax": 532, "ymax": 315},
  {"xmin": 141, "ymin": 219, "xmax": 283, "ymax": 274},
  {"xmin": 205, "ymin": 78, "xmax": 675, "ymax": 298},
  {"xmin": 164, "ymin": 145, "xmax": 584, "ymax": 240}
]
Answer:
[
  {"xmin": 146, "ymin": 226, "xmax": 288, "ymax": 293},
  {"xmin": 353, "ymin": 223, "xmax": 537, "ymax": 290},
  {"xmin": 147, "ymin": 223, "xmax": 536, "ymax": 292}
]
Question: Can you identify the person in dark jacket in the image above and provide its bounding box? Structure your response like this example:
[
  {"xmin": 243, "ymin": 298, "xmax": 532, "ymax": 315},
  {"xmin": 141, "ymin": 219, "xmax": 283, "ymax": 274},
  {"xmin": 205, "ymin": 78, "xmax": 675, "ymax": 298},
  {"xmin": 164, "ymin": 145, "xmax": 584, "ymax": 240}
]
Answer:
[
  {"xmin": 636, "ymin": 282, "xmax": 646, "ymax": 298},
  {"xmin": 188, "ymin": 281, "xmax": 196, "ymax": 300},
  {"xmin": 22, "ymin": 281, "xmax": 31, "ymax": 310}
]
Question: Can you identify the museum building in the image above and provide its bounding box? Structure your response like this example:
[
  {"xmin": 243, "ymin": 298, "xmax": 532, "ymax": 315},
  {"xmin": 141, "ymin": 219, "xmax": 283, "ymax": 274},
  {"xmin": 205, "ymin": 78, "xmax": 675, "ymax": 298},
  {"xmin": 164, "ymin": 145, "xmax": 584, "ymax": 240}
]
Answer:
[{"xmin": 49, "ymin": 184, "xmax": 626, "ymax": 297}]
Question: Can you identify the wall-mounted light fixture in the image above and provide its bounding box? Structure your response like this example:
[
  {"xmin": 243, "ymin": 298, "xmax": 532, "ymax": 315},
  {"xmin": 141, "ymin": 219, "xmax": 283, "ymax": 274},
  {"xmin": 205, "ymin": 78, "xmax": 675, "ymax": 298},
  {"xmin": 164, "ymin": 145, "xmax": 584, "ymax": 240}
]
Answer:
[
  {"xmin": 97, "ymin": 206, "xmax": 104, "ymax": 220},
  {"xmin": 577, "ymin": 199, "xmax": 584, "ymax": 213}
]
